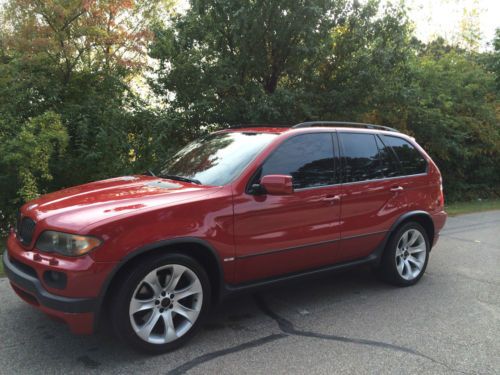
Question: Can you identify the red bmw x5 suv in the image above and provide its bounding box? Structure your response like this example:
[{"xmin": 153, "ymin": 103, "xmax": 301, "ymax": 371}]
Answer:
[{"xmin": 3, "ymin": 121, "xmax": 447, "ymax": 353}]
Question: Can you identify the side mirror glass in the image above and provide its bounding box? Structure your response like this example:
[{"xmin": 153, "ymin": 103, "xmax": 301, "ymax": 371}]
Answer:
[{"xmin": 259, "ymin": 175, "xmax": 293, "ymax": 195}]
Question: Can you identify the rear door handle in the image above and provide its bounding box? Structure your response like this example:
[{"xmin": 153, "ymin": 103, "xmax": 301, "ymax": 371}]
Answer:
[{"xmin": 390, "ymin": 186, "xmax": 404, "ymax": 192}]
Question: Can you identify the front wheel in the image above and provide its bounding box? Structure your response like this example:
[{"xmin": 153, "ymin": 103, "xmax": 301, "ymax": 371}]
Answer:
[
  {"xmin": 377, "ymin": 222, "xmax": 430, "ymax": 286},
  {"xmin": 112, "ymin": 253, "xmax": 211, "ymax": 353}
]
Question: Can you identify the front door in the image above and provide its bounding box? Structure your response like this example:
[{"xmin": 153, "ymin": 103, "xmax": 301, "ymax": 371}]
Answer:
[{"xmin": 233, "ymin": 132, "xmax": 342, "ymax": 283}]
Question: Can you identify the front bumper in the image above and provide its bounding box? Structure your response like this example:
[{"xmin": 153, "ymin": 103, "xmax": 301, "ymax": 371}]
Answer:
[
  {"xmin": 3, "ymin": 251, "xmax": 96, "ymax": 334},
  {"xmin": 3, "ymin": 251, "xmax": 96, "ymax": 313}
]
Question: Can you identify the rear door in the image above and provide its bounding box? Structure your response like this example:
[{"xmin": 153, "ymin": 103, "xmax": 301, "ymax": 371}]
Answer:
[
  {"xmin": 233, "ymin": 132, "xmax": 342, "ymax": 283},
  {"xmin": 337, "ymin": 132, "xmax": 408, "ymax": 262},
  {"xmin": 378, "ymin": 134, "xmax": 430, "ymax": 211}
]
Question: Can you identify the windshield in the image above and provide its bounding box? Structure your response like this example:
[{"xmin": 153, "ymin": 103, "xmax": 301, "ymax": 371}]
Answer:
[{"xmin": 158, "ymin": 132, "xmax": 278, "ymax": 186}]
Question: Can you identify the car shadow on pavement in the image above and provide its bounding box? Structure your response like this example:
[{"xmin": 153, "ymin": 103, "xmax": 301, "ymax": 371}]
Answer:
[
  {"xmin": 3, "ymin": 267, "xmax": 380, "ymax": 355},
  {"xmin": 4, "ymin": 266, "xmax": 447, "ymax": 373}
]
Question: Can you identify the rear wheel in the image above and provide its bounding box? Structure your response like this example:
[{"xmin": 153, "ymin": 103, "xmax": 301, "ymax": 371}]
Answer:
[
  {"xmin": 112, "ymin": 253, "xmax": 211, "ymax": 353},
  {"xmin": 377, "ymin": 222, "xmax": 430, "ymax": 286}
]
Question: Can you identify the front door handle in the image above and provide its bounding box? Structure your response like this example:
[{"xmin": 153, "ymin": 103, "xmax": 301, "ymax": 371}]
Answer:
[
  {"xmin": 390, "ymin": 186, "xmax": 404, "ymax": 192},
  {"xmin": 322, "ymin": 195, "xmax": 341, "ymax": 203}
]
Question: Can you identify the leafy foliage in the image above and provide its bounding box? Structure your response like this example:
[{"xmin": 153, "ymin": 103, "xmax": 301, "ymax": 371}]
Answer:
[
  {"xmin": 0, "ymin": 0, "xmax": 167, "ymax": 229},
  {"xmin": 151, "ymin": 0, "xmax": 499, "ymax": 201},
  {"xmin": 0, "ymin": 111, "xmax": 68, "ymax": 233},
  {"xmin": 405, "ymin": 42, "xmax": 499, "ymax": 200},
  {"xmin": 0, "ymin": 0, "xmax": 499, "ymax": 233}
]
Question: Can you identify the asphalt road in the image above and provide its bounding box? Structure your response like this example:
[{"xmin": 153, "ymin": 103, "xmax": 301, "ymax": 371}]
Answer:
[{"xmin": 1, "ymin": 211, "xmax": 499, "ymax": 374}]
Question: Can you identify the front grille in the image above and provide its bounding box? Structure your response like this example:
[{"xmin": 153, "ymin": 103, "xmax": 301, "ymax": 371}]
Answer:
[{"xmin": 18, "ymin": 217, "xmax": 36, "ymax": 245}]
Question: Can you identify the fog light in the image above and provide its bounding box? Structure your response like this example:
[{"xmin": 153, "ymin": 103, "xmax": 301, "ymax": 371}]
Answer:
[{"xmin": 43, "ymin": 271, "xmax": 67, "ymax": 290}]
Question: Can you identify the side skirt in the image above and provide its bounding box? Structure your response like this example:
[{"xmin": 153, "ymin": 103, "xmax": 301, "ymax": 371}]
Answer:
[
  {"xmin": 221, "ymin": 253, "xmax": 379, "ymax": 300},
  {"xmin": 219, "ymin": 225, "xmax": 395, "ymax": 301}
]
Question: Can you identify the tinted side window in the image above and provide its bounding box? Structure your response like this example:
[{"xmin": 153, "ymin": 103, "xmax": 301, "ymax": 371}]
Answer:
[
  {"xmin": 375, "ymin": 136, "xmax": 401, "ymax": 177},
  {"xmin": 340, "ymin": 133, "xmax": 385, "ymax": 182},
  {"xmin": 260, "ymin": 133, "xmax": 336, "ymax": 189},
  {"xmin": 380, "ymin": 135, "xmax": 427, "ymax": 175}
]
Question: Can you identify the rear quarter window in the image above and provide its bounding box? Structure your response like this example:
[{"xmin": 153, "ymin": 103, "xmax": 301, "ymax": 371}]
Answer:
[{"xmin": 380, "ymin": 135, "xmax": 427, "ymax": 175}]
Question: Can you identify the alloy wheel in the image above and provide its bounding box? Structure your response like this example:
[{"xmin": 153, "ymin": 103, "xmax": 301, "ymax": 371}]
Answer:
[
  {"xmin": 395, "ymin": 229, "xmax": 427, "ymax": 281},
  {"xmin": 128, "ymin": 264, "xmax": 203, "ymax": 344}
]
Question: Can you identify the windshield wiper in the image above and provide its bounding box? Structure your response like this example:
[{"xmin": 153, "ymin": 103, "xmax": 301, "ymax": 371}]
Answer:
[{"xmin": 160, "ymin": 174, "xmax": 202, "ymax": 185}]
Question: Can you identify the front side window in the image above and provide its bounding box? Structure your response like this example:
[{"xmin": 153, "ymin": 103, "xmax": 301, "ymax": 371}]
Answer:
[
  {"xmin": 380, "ymin": 135, "xmax": 427, "ymax": 175},
  {"xmin": 159, "ymin": 132, "xmax": 277, "ymax": 186},
  {"xmin": 340, "ymin": 133, "xmax": 385, "ymax": 182},
  {"xmin": 258, "ymin": 133, "xmax": 336, "ymax": 189}
]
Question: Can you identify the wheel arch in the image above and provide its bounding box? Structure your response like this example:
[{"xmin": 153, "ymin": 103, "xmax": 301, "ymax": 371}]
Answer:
[
  {"xmin": 94, "ymin": 237, "xmax": 225, "ymax": 331},
  {"xmin": 389, "ymin": 211, "xmax": 435, "ymax": 249}
]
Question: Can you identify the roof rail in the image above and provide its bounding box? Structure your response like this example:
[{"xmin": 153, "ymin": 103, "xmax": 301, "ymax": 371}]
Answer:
[
  {"xmin": 229, "ymin": 123, "xmax": 292, "ymax": 129},
  {"xmin": 292, "ymin": 121, "xmax": 399, "ymax": 133}
]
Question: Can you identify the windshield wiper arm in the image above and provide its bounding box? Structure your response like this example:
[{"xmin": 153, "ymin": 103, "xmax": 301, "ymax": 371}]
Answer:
[{"xmin": 160, "ymin": 174, "xmax": 202, "ymax": 185}]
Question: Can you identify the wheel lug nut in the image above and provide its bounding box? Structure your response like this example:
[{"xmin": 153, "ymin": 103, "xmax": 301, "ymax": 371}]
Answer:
[
  {"xmin": 161, "ymin": 291, "xmax": 166, "ymax": 296},
  {"xmin": 155, "ymin": 300, "xmax": 160, "ymax": 305},
  {"xmin": 170, "ymin": 294, "xmax": 174, "ymax": 298},
  {"xmin": 169, "ymin": 304, "xmax": 173, "ymax": 309},
  {"xmin": 160, "ymin": 308, "xmax": 164, "ymax": 313}
]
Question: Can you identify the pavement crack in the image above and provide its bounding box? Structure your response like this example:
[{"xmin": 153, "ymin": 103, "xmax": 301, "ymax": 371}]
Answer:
[
  {"xmin": 167, "ymin": 333, "xmax": 287, "ymax": 375},
  {"xmin": 254, "ymin": 295, "xmax": 478, "ymax": 375},
  {"xmin": 167, "ymin": 294, "xmax": 483, "ymax": 375}
]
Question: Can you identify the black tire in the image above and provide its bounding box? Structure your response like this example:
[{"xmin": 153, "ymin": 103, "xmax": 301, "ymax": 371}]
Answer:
[
  {"xmin": 376, "ymin": 222, "xmax": 430, "ymax": 287},
  {"xmin": 111, "ymin": 253, "xmax": 211, "ymax": 354}
]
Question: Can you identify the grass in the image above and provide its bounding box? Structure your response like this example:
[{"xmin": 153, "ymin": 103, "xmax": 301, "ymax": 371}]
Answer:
[{"xmin": 445, "ymin": 198, "xmax": 500, "ymax": 216}]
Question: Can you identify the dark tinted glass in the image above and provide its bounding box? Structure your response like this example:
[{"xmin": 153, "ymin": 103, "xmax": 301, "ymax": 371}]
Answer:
[
  {"xmin": 159, "ymin": 132, "xmax": 277, "ymax": 186},
  {"xmin": 340, "ymin": 133, "xmax": 385, "ymax": 182},
  {"xmin": 375, "ymin": 136, "xmax": 401, "ymax": 177},
  {"xmin": 259, "ymin": 133, "xmax": 336, "ymax": 189},
  {"xmin": 380, "ymin": 135, "xmax": 427, "ymax": 175}
]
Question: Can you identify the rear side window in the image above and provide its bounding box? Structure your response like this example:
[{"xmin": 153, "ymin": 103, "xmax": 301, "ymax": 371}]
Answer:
[
  {"xmin": 375, "ymin": 136, "xmax": 401, "ymax": 178},
  {"xmin": 259, "ymin": 133, "xmax": 336, "ymax": 189},
  {"xmin": 339, "ymin": 133, "xmax": 385, "ymax": 182},
  {"xmin": 380, "ymin": 135, "xmax": 427, "ymax": 175}
]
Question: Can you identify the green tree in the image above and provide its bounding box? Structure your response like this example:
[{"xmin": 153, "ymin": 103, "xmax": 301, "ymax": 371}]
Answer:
[
  {"xmin": 0, "ymin": 111, "xmax": 68, "ymax": 232},
  {"xmin": 0, "ymin": 0, "xmax": 166, "ymax": 226},
  {"xmin": 150, "ymin": 0, "xmax": 355, "ymax": 128},
  {"xmin": 457, "ymin": 1, "xmax": 482, "ymax": 52}
]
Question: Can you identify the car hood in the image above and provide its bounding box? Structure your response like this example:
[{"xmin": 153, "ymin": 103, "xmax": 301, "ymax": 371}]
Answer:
[{"xmin": 21, "ymin": 175, "xmax": 221, "ymax": 232}]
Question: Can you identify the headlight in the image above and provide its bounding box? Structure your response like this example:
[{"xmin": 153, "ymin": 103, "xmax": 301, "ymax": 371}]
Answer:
[{"xmin": 36, "ymin": 231, "xmax": 102, "ymax": 257}]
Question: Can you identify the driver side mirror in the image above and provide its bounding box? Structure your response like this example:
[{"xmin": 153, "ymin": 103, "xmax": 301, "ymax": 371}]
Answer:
[{"xmin": 257, "ymin": 174, "xmax": 294, "ymax": 195}]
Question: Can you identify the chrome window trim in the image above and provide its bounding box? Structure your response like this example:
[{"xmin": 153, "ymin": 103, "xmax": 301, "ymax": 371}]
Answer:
[
  {"xmin": 294, "ymin": 172, "xmax": 428, "ymax": 192},
  {"xmin": 294, "ymin": 183, "xmax": 341, "ymax": 192},
  {"xmin": 339, "ymin": 172, "xmax": 429, "ymax": 187}
]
